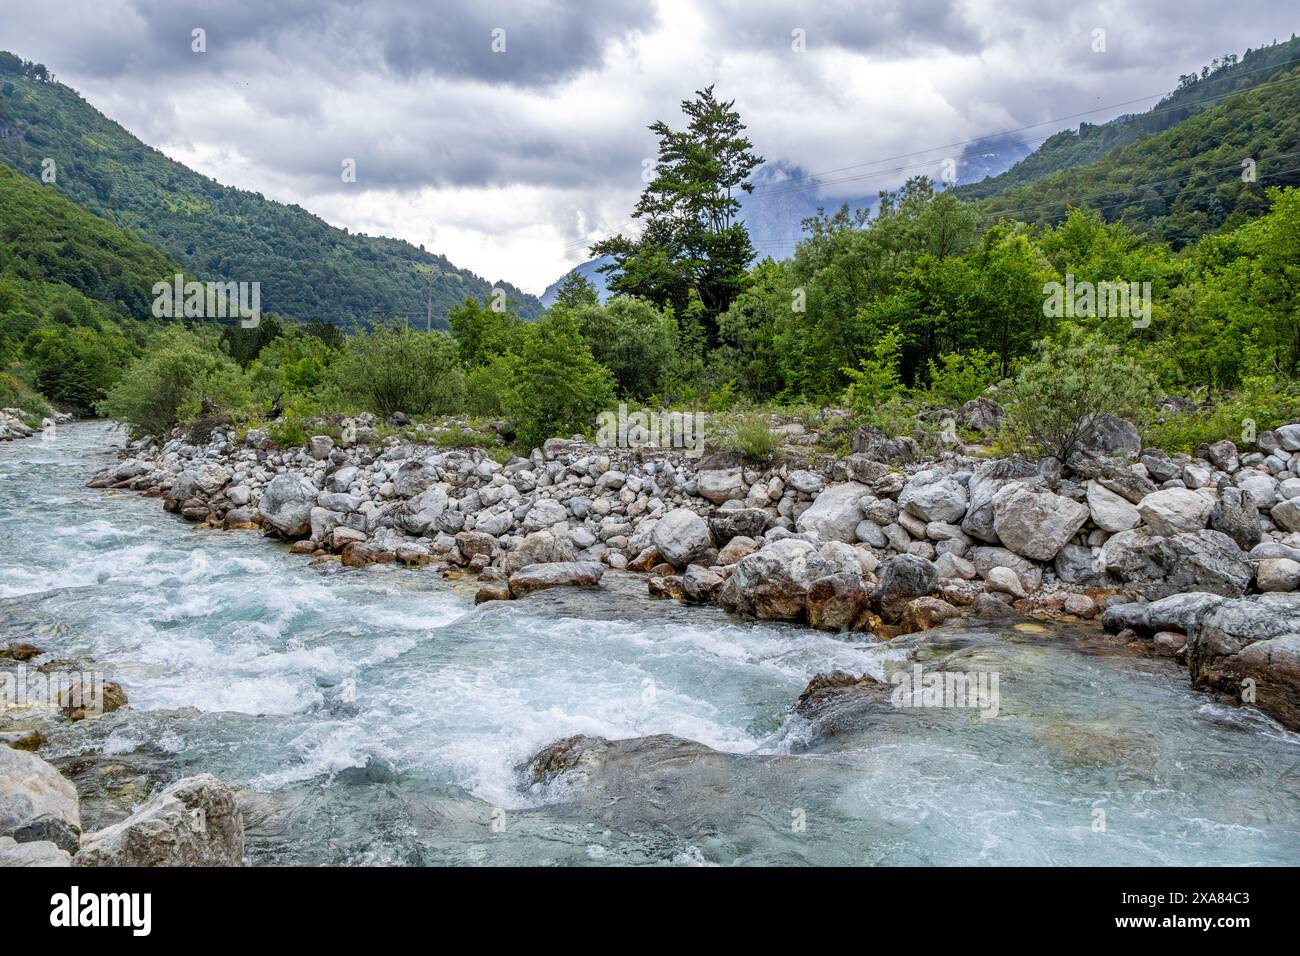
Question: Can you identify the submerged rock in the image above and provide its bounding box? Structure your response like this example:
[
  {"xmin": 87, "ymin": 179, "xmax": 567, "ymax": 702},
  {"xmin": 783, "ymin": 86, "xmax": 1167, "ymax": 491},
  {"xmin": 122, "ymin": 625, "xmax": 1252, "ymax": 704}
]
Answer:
[{"xmin": 507, "ymin": 561, "xmax": 605, "ymax": 598}]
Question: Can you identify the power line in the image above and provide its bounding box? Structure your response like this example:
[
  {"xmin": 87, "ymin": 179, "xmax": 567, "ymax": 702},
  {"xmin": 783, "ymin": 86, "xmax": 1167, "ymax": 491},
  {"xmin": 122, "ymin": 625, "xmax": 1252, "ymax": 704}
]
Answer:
[
  {"xmin": 745, "ymin": 56, "xmax": 1300, "ymax": 196},
  {"xmin": 564, "ymin": 56, "xmax": 1300, "ymax": 253}
]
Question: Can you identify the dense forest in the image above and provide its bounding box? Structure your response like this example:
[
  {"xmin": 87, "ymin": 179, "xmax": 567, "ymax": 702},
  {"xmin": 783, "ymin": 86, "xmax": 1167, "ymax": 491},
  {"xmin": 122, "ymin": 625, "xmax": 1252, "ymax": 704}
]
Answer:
[{"xmin": 0, "ymin": 57, "xmax": 542, "ymax": 328}]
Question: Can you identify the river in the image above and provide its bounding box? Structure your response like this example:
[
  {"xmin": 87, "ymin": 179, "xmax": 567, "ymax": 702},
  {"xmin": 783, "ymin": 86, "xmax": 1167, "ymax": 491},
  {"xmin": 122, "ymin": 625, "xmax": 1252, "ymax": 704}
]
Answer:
[{"xmin": 2, "ymin": 423, "xmax": 1297, "ymax": 865}]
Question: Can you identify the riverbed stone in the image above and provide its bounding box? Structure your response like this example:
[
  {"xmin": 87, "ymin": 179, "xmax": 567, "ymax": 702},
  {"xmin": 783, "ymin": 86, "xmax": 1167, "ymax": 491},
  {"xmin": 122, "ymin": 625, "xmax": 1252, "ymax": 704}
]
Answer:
[
  {"xmin": 795, "ymin": 482, "xmax": 870, "ymax": 543},
  {"xmin": 652, "ymin": 508, "xmax": 711, "ymax": 566},
  {"xmin": 991, "ymin": 481, "xmax": 1089, "ymax": 561},
  {"xmin": 0, "ymin": 747, "xmax": 81, "ymax": 854},
  {"xmin": 74, "ymin": 774, "xmax": 244, "ymax": 867},
  {"xmin": 870, "ymin": 554, "xmax": 939, "ymax": 622},
  {"xmin": 1186, "ymin": 593, "xmax": 1300, "ymax": 730},
  {"xmin": 257, "ymin": 474, "xmax": 318, "ymax": 538},
  {"xmin": 1101, "ymin": 528, "xmax": 1252, "ymax": 600},
  {"xmin": 1137, "ymin": 488, "xmax": 1215, "ymax": 537},
  {"xmin": 717, "ymin": 538, "xmax": 833, "ymax": 621},
  {"xmin": 697, "ymin": 467, "xmax": 746, "ymax": 504},
  {"xmin": 1086, "ymin": 480, "xmax": 1140, "ymax": 533},
  {"xmin": 898, "ymin": 473, "xmax": 967, "ymax": 524}
]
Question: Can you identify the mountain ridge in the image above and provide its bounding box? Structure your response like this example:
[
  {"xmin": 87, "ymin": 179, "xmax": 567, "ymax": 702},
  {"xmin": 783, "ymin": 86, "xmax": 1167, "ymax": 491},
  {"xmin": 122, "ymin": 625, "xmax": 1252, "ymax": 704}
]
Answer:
[{"xmin": 0, "ymin": 61, "xmax": 543, "ymax": 328}]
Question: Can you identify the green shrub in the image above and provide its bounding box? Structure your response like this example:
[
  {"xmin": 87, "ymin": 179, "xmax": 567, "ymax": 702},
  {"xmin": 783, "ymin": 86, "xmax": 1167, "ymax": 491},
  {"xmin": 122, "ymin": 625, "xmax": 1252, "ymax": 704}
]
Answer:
[
  {"xmin": 924, "ymin": 349, "xmax": 1001, "ymax": 406},
  {"xmin": 22, "ymin": 324, "xmax": 135, "ymax": 413},
  {"xmin": 1001, "ymin": 329, "xmax": 1159, "ymax": 460},
  {"xmin": 0, "ymin": 369, "xmax": 52, "ymax": 424},
  {"xmin": 431, "ymin": 425, "xmax": 498, "ymax": 449},
  {"xmin": 502, "ymin": 312, "xmax": 616, "ymax": 450},
  {"xmin": 841, "ymin": 327, "xmax": 904, "ymax": 413},
  {"xmin": 97, "ymin": 326, "xmax": 246, "ymax": 438},
  {"xmin": 328, "ymin": 322, "xmax": 465, "ymax": 418},
  {"xmin": 720, "ymin": 412, "xmax": 783, "ymax": 463},
  {"xmin": 1146, "ymin": 375, "xmax": 1300, "ymax": 453},
  {"xmin": 464, "ymin": 353, "xmax": 515, "ymax": 416},
  {"xmin": 573, "ymin": 296, "xmax": 679, "ymax": 400}
]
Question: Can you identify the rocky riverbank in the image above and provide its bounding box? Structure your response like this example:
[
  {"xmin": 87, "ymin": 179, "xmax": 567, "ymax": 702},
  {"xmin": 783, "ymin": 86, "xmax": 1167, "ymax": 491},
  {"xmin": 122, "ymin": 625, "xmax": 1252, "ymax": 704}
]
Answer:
[
  {"xmin": 83, "ymin": 411, "xmax": 1300, "ymax": 736},
  {"xmin": 1, "ymin": 637, "xmax": 246, "ymax": 867},
  {"xmin": 0, "ymin": 408, "xmax": 70, "ymax": 442}
]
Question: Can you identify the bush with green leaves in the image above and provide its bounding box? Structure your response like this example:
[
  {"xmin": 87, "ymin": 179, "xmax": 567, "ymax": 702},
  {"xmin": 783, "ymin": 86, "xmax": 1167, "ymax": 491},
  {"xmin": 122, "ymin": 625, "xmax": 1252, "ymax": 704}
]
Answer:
[
  {"xmin": 715, "ymin": 412, "xmax": 782, "ymax": 463},
  {"xmin": 924, "ymin": 349, "xmax": 1001, "ymax": 406},
  {"xmin": 246, "ymin": 328, "xmax": 336, "ymax": 405},
  {"xmin": 0, "ymin": 369, "xmax": 51, "ymax": 424},
  {"xmin": 328, "ymin": 322, "xmax": 464, "ymax": 418},
  {"xmin": 1001, "ymin": 329, "xmax": 1159, "ymax": 460},
  {"xmin": 21, "ymin": 323, "xmax": 135, "ymax": 413},
  {"xmin": 573, "ymin": 296, "xmax": 679, "ymax": 400},
  {"xmin": 501, "ymin": 312, "xmax": 615, "ymax": 450},
  {"xmin": 841, "ymin": 326, "xmax": 904, "ymax": 413},
  {"xmin": 1146, "ymin": 374, "xmax": 1300, "ymax": 454},
  {"xmin": 97, "ymin": 326, "xmax": 248, "ymax": 438},
  {"xmin": 463, "ymin": 353, "xmax": 516, "ymax": 417}
]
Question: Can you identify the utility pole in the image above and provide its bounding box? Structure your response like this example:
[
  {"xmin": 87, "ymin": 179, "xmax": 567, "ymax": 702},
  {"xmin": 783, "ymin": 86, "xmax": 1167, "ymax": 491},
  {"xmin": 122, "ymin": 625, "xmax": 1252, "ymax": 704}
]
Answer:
[{"xmin": 421, "ymin": 265, "xmax": 441, "ymax": 332}]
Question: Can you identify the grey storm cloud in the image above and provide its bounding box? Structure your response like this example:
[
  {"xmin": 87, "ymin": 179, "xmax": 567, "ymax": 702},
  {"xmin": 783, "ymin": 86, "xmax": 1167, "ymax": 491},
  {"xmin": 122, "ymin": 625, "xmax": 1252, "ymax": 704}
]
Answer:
[
  {"xmin": 699, "ymin": 0, "xmax": 983, "ymax": 56},
  {"xmin": 72, "ymin": 0, "xmax": 661, "ymax": 87}
]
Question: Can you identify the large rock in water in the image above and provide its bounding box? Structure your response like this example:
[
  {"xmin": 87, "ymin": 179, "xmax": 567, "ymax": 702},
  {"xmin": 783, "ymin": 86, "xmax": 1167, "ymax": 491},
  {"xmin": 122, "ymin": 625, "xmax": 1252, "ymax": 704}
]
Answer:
[
  {"xmin": 991, "ymin": 481, "xmax": 1089, "ymax": 561},
  {"xmin": 1102, "ymin": 592, "xmax": 1226, "ymax": 636},
  {"xmin": 507, "ymin": 561, "xmax": 605, "ymax": 598},
  {"xmin": 256, "ymin": 474, "xmax": 317, "ymax": 538},
  {"xmin": 1101, "ymin": 528, "xmax": 1252, "ymax": 600},
  {"xmin": 74, "ymin": 774, "xmax": 243, "ymax": 867},
  {"xmin": 717, "ymin": 538, "xmax": 833, "ymax": 621},
  {"xmin": 652, "ymin": 508, "xmax": 711, "ymax": 566},
  {"xmin": 0, "ymin": 747, "xmax": 81, "ymax": 853},
  {"xmin": 805, "ymin": 573, "xmax": 871, "ymax": 631},
  {"xmin": 795, "ymin": 482, "xmax": 869, "ymax": 543},
  {"xmin": 1186, "ymin": 593, "xmax": 1300, "ymax": 730},
  {"xmin": 870, "ymin": 554, "xmax": 939, "ymax": 622}
]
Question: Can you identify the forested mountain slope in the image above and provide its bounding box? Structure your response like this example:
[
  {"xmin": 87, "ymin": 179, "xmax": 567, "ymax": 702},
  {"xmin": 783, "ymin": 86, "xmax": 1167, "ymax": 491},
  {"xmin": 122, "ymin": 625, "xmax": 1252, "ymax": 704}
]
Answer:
[
  {"xmin": 970, "ymin": 63, "xmax": 1300, "ymax": 244},
  {"xmin": 0, "ymin": 61, "xmax": 542, "ymax": 327},
  {"xmin": 957, "ymin": 35, "xmax": 1300, "ymax": 202}
]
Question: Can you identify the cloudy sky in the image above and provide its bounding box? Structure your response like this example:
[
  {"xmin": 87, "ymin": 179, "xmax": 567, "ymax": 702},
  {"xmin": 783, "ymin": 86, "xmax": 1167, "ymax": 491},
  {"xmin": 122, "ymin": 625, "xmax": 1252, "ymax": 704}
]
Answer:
[{"xmin": 5, "ymin": 1, "xmax": 1298, "ymax": 292}]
